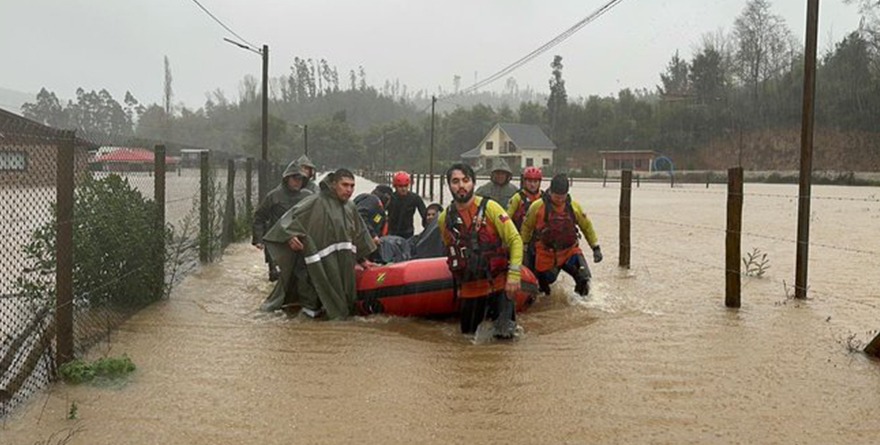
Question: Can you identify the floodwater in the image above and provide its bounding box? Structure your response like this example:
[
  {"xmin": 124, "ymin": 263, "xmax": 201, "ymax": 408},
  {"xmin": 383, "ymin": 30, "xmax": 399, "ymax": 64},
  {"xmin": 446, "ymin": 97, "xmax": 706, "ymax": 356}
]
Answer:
[{"xmin": 3, "ymin": 178, "xmax": 880, "ymax": 444}]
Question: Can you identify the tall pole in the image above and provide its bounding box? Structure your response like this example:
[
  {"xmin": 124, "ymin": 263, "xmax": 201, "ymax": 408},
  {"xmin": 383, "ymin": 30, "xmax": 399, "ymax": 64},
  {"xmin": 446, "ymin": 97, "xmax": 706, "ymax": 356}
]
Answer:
[
  {"xmin": 795, "ymin": 0, "xmax": 819, "ymax": 300},
  {"xmin": 304, "ymin": 124, "xmax": 309, "ymax": 156},
  {"xmin": 430, "ymin": 95, "xmax": 436, "ymax": 201},
  {"xmin": 260, "ymin": 44, "xmax": 269, "ymax": 201},
  {"xmin": 382, "ymin": 128, "xmax": 387, "ymax": 173},
  {"xmin": 262, "ymin": 44, "xmax": 269, "ymax": 162}
]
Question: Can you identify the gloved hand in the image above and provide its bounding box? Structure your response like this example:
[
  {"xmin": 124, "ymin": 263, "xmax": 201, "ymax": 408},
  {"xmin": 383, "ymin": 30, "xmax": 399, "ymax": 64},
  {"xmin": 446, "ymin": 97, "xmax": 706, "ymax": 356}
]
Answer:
[{"xmin": 592, "ymin": 245, "xmax": 603, "ymax": 263}]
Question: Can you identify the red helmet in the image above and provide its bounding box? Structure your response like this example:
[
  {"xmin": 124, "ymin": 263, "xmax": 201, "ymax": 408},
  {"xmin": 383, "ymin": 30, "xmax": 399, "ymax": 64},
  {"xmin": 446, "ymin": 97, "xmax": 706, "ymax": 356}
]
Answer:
[
  {"xmin": 523, "ymin": 166, "xmax": 543, "ymax": 181},
  {"xmin": 392, "ymin": 171, "xmax": 411, "ymax": 187}
]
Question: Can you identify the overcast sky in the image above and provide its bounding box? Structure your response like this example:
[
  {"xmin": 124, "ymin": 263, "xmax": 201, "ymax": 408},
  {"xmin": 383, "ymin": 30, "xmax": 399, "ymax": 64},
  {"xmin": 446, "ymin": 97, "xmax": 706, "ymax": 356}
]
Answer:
[{"xmin": 0, "ymin": 0, "xmax": 864, "ymax": 109}]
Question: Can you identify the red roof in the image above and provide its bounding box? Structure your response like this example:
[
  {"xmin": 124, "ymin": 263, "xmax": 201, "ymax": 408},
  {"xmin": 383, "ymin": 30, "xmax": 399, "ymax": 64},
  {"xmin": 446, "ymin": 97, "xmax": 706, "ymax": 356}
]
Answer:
[{"xmin": 97, "ymin": 148, "xmax": 177, "ymax": 164}]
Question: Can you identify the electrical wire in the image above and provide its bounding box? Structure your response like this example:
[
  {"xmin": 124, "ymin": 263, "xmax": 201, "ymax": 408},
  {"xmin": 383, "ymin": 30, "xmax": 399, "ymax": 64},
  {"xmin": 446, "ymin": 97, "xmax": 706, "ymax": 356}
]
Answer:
[
  {"xmin": 188, "ymin": 0, "xmax": 260, "ymax": 50},
  {"xmin": 452, "ymin": 0, "xmax": 627, "ymax": 98}
]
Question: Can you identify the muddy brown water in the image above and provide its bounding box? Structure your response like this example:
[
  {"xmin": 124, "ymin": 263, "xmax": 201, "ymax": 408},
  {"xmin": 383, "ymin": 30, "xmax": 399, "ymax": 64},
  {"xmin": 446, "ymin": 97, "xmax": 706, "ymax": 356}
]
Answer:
[{"xmin": 3, "ymin": 180, "xmax": 880, "ymax": 444}]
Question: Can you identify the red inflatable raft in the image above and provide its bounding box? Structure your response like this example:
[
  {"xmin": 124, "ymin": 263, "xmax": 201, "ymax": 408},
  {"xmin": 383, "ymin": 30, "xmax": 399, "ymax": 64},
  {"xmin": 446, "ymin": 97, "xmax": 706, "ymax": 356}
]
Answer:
[{"xmin": 355, "ymin": 257, "xmax": 539, "ymax": 317}]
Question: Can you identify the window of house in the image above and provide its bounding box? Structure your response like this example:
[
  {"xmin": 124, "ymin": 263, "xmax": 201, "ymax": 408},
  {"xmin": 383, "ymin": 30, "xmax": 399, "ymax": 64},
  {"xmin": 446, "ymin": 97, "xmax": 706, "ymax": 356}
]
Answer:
[
  {"xmin": 0, "ymin": 150, "xmax": 27, "ymax": 171},
  {"xmin": 526, "ymin": 158, "xmax": 534, "ymax": 167},
  {"xmin": 542, "ymin": 158, "xmax": 550, "ymax": 166},
  {"xmin": 485, "ymin": 141, "xmax": 493, "ymax": 151},
  {"xmin": 508, "ymin": 141, "xmax": 517, "ymax": 152}
]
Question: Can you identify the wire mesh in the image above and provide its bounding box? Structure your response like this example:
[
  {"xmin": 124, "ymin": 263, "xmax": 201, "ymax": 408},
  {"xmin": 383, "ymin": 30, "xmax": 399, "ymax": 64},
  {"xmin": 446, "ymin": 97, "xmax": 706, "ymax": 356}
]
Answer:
[
  {"xmin": 1, "ymin": 117, "xmax": 256, "ymax": 418},
  {"xmin": 0, "ymin": 127, "xmax": 60, "ymax": 417}
]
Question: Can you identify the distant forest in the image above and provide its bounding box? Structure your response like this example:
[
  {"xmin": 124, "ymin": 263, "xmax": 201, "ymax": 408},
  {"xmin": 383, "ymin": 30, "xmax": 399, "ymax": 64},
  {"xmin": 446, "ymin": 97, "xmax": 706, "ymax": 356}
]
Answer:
[{"xmin": 20, "ymin": 0, "xmax": 880, "ymax": 173}]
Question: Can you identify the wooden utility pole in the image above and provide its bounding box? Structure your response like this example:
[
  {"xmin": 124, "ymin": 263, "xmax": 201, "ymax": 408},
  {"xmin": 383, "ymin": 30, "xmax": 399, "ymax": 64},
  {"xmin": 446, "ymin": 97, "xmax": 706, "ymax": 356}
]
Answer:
[
  {"xmin": 259, "ymin": 44, "xmax": 269, "ymax": 202},
  {"xmin": 726, "ymin": 167, "xmax": 743, "ymax": 308},
  {"xmin": 619, "ymin": 170, "xmax": 632, "ymax": 268},
  {"xmin": 430, "ymin": 95, "xmax": 436, "ymax": 201},
  {"xmin": 795, "ymin": 0, "xmax": 820, "ymax": 299}
]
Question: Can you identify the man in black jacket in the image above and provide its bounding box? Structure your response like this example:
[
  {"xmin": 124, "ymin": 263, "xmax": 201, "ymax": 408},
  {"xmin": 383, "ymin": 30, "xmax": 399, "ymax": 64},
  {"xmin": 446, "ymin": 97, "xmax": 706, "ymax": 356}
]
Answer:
[
  {"xmin": 252, "ymin": 159, "xmax": 312, "ymax": 281},
  {"xmin": 386, "ymin": 171, "xmax": 427, "ymax": 239},
  {"xmin": 354, "ymin": 184, "xmax": 392, "ymax": 243}
]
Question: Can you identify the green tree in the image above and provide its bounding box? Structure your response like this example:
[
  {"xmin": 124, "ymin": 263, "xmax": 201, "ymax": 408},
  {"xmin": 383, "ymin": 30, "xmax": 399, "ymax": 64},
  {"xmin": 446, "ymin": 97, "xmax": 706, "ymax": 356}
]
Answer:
[
  {"xmin": 517, "ymin": 101, "xmax": 546, "ymax": 126},
  {"xmin": 308, "ymin": 116, "xmax": 364, "ymax": 168},
  {"xmin": 690, "ymin": 47, "xmax": 728, "ymax": 104},
  {"xmin": 546, "ymin": 55, "xmax": 567, "ymax": 140},
  {"xmin": 818, "ymin": 32, "xmax": 878, "ymax": 129},
  {"xmin": 21, "ymin": 88, "xmax": 67, "ymax": 128},
  {"xmin": 733, "ymin": 0, "xmax": 796, "ymax": 109},
  {"xmin": 363, "ymin": 119, "xmax": 425, "ymax": 171},
  {"xmin": 658, "ymin": 50, "xmax": 691, "ymax": 97},
  {"xmin": 245, "ymin": 115, "xmax": 292, "ymax": 162}
]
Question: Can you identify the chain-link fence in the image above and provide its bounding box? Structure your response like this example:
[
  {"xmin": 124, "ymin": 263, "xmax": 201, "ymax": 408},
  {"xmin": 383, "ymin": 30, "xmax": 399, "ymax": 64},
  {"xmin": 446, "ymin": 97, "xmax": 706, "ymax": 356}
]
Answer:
[{"xmin": 0, "ymin": 112, "xmax": 264, "ymax": 417}]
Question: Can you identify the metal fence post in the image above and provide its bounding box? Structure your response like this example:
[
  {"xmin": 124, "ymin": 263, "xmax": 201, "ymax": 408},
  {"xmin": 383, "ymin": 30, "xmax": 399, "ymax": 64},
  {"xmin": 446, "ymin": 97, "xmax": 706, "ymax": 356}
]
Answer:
[
  {"xmin": 619, "ymin": 170, "xmax": 632, "ymax": 269},
  {"xmin": 55, "ymin": 130, "xmax": 75, "ymax": 366},
  {"xmin": 726, "ymin": 167, "xmax": 743, "ymax": 308}
]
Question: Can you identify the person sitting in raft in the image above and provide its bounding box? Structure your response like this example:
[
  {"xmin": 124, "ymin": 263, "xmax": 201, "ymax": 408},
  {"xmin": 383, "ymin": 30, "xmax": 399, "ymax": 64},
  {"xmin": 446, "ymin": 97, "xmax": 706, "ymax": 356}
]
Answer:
[
  {"xmin": 439, "ymin": 163, "xmax": 523, "ymax": 339},
  {"xmin": 520, "ymin": 173, "xmax": 602, "ymax": 297}
]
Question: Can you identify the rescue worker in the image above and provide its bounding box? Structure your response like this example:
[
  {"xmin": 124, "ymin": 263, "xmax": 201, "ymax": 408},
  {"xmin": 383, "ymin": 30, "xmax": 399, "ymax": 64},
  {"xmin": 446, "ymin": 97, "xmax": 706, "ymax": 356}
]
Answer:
[
  {"xmin": 521, "ymin": 173, "xmax": 602, "ymax": 297},
  {"xmin": 507, "ymin": 166, "xmax": 544, "ymax": 271},
  {"xmin": 475, "ymin": 158, "xmax": 518, "ymax": 208},
  {"xmin": 354, "ymin": 184, "xmax": 393, "ymax": 244},
  {"xmin": 386, "ymin": 171, "xmax": 427, "ymax": 239},
  {"xmin": 439, "ymin": 163, "xmax": 523, "ymax": 339},
  {"xmin": 262, "ymin": 168, "xmax": 377, "ymax": 318},
  {"xmin": 252, "ymin": 159, "xmax": 313, "ymax": 282},
  {"xmin": 507, "ymin": 166, "xmax": 545, "ymax": 230},
  {"xmin": 296, "ymin": 154, "xmax": 319, "ymax": 193}
]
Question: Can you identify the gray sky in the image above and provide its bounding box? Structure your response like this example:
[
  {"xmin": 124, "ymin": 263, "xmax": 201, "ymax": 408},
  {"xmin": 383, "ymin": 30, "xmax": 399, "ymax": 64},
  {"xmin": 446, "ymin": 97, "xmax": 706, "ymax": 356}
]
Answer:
[{"xmin": 0, "ymin": 0, "xmax": 864, "ymax": 109}]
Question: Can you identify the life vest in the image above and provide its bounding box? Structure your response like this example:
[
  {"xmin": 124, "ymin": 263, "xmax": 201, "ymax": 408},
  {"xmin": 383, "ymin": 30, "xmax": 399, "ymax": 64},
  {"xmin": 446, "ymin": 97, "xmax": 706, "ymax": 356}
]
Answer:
[
  {"xmin": 512, "ymin": 190, "xmax": 542, "ymax": 229},
  {"xmin": 445, "ymin": 198, "xmax": 509, "ymax": 281},
  {"xmin": 538, "ymin": 195, "xmax": 579, "ymax": 250}
]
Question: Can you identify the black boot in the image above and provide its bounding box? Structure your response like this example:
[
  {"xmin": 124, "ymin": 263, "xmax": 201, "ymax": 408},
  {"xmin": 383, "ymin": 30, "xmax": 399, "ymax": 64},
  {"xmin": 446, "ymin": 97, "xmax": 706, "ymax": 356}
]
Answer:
[
  {"xmin": 539, "ymin": 280, "xmax": 551, "ymax": 295},
  {"xmin": 575, "ymin": 277, "xmax": 590, "ymax": 296},
  {"xmin": 493, "ymin": 295, "xmax": 517, "ymax": 340}
]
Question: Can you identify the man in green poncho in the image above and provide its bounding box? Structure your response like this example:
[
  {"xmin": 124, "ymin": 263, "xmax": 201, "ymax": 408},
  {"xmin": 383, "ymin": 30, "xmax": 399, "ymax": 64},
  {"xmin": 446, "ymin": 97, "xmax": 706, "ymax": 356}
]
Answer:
[
  {"xmin": 252, "ymin": 159, "xmax": 313, "ymax": 282},
  {"xmin": 262, "ymin": 168, "xmax": 377, "ymax": 319},
  {"xmin": 296, "ymin": 154, "xmax": 319, "ymax": 194}
]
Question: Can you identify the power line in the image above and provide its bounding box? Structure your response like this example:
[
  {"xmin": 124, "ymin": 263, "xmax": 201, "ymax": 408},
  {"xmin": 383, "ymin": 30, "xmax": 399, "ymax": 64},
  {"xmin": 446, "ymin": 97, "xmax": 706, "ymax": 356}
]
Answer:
[
  {"xmin": 453, "ymin": 0, "xmax": 627, "ymax": 97},
  {"xmin": 188, "ymin": 0, "xmax": 259, "ymax": 50}
]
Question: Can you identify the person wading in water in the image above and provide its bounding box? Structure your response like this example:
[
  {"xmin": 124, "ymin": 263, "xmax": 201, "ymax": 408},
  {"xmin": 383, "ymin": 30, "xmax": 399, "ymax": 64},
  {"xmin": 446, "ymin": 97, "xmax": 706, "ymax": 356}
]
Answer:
[{"xmin": 438, "ymin": 163, "xmax": 523, "ymax": 339}]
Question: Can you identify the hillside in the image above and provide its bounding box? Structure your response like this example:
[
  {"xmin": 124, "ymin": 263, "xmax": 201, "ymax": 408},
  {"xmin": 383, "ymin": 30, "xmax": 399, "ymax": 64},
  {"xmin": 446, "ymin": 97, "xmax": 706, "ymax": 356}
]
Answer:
[{"xmin": 698, "ymin": 127, "xmax": 880, "ymax": 172}]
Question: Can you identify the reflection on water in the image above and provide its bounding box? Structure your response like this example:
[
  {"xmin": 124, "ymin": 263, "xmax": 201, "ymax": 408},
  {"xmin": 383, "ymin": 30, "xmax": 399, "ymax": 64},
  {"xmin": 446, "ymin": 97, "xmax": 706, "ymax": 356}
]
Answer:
[{"xmin": 3, "ymin": 182, "xmax": 880, "ymax": 444}]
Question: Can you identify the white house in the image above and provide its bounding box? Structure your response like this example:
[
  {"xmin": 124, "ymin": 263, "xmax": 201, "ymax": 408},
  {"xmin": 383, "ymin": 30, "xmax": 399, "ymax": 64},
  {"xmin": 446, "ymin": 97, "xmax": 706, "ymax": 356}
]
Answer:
[{"xmin": 460, "ymin": 123, "xmax": 556, "ymax": 172}]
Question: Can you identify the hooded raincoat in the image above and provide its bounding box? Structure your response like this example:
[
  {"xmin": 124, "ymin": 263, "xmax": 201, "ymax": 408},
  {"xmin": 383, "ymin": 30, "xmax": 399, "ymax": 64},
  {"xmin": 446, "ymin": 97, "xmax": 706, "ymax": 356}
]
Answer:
[
  {"xmin": 263, "ymin": 175, "xmax": 377, "ymax": 319},
  {"xmin": 296, "ymin": 154, "xmax": 319, "ymax": 194},
  {"xmin": 476, "ymin": 159, "xmax": 519, "ymax": 208},
  {"xmin": 252, "ymin": 160, "xmax": 313, "ymax": 246}
]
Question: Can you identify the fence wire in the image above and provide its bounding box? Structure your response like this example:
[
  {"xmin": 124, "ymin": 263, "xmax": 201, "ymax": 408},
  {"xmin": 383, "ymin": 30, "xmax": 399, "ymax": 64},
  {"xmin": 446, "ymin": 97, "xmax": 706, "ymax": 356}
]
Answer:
[{"xmin": 1, "ymin": 121, "xmax": 258, "ymax": 418}]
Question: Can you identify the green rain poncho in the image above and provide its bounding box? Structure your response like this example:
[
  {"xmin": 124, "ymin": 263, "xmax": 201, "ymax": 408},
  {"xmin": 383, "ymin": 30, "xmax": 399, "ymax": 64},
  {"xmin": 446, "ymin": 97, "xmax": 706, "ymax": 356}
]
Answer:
[{"xmin": 263, "ymin": 175, "xmax": 376, "ymax": 319}]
